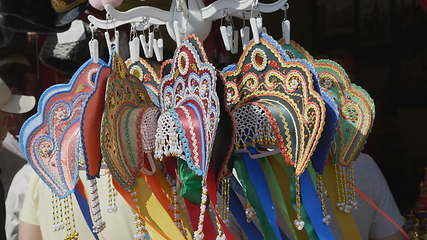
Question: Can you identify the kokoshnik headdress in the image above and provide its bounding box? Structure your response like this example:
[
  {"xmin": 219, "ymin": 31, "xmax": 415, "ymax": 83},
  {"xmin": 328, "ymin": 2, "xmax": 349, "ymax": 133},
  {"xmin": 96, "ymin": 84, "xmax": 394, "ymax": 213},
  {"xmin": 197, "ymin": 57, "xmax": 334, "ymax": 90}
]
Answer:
[
  {"xmin": 19, "ymin": 58, "xmax": 108, "ymax": 239},
  {"xmin": 154, "ymin": 34, "xmax": 228, "ymax": 239},
  {"xmin": 101, "ymin": 53, "xmax": 158, "ymax": 191},
  {"xmin": 281, "ymin": 40, "xmax": 376, "ymax": 214},
  {"xmin": 221, "ymin": 32, "xmax": 327, "ymax": 232}
]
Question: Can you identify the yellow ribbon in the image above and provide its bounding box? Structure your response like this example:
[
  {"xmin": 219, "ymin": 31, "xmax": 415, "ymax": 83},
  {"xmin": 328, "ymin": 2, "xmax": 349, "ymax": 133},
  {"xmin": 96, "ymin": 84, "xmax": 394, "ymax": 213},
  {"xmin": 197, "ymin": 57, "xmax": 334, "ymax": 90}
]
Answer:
[{"xmin": 323, "ymin": 157, "xmax": 362, "ymax": 239}]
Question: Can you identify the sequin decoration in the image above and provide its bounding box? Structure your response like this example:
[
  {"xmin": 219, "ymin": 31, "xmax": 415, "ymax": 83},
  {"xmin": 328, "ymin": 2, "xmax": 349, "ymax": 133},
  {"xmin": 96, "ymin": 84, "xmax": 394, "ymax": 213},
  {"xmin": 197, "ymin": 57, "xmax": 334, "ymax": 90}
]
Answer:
[
  {"xmin": 19, "ymin": 59, "xmax": 103, "ymax": 198},
  {"xmin": 155, "ymin": 34, "xmax": 220, "ymax": 177},
  {"xmin": 100, "ymin": 54, "xmax": 158, "ymax": 191},
  {"xmin": 221, "ymin": 33, "xmax": 326, "ymax": 177}
]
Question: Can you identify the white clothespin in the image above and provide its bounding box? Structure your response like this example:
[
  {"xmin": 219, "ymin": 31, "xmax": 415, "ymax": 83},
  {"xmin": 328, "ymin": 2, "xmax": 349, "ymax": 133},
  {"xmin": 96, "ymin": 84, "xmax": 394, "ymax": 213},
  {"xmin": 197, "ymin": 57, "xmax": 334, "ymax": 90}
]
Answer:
[
  {"xmin": 104, "ymin": 14, "xmax": 120, "ymax": 56},
  {"xmin": 139, "ymin": 20, "xmax": 154, "ymax": 58},
  {"xmin": 220, "ymin": 26, "xmax": 229, "ymax": 50},
  {"xmin": 250, "ymin": 17, "xmax": 259, "ymax": 44},
  {"xmin": 129, "ymin": 24, "xmax": 140, "ymax": 63},
  {"xmin": 138, "ymin": 18, "xmax": 150, "ymax": 58},
  {"xmin": 105, "ymin": 30, "xmax": 120, "ymax": 55},
  {"xmin": 148, "ymin": 30, "xmax": 154, "ymax": 58},
  {"xmin": 89, "ymin": 24, "xmax": 99, "ymax": 63},
  {"xmin": 220, "ymin": 10, "xmax": 233, "ymax": 51},
  {"xmin": 200, "ymin": 0, "xmax": 288, "ymax": 21},
  {"xmin": 153, "ymin": 38, "xmax": 164, "ymax": 61},
  {"xmin": 173, "ymin": 20, "xmax": 182, "ymax": 47},
  {"xmin": 256, "ymin": 17, "xmax": 265, "ymax": 33},
  {"xmin": 152, "ymin": 25, "xmax": 164, "ymax": 61},
  {"xmin": 139, "ymin": 33, "xmax": 153, "ymax": 58},
  {"xmin": 139, "ymin": 34, "xmax": 149, "ymax": 58},
  {"xmin": 281, "ymin": 3, "xmax": 290, "ymax": 45},
  {"xmin": 249, "ymin": 0, "xmax": 263, "ymax": 44},
  {"xmin": 231, "ymin": 30, "xmax": 239, "ymax": 54},
  {"xmin": 240, "ymin": 23, "xmax": 250, "ymax": 49}
]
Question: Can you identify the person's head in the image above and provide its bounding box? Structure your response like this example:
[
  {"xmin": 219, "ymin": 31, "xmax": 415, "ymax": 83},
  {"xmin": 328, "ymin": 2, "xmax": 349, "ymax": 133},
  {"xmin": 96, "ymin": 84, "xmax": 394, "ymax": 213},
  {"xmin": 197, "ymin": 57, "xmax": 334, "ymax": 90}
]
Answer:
[{"xmin": 0, "ymin": 55, "xmax": 36, "ymax": 142}]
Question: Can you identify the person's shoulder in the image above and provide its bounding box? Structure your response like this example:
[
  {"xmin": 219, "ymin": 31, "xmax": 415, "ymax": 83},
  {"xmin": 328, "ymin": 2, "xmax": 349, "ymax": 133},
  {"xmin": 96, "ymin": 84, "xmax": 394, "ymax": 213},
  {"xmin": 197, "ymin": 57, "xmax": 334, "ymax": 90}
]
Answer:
[
  {"xmin": 7, "ymin": 164, "xmax": 33, "ymax": 195},
  {"xmin": 352, "ymin": 152, "xmax": 387, "ymax": 193},
  {"xmin": 353, "ymin": 153, "xmax": 382, "ymax": 174}
]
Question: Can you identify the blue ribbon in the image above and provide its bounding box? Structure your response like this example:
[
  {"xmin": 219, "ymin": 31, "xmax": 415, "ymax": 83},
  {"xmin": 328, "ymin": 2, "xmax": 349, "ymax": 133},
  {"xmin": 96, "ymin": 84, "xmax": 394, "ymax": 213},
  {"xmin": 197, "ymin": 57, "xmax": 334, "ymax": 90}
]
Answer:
[
  {"xmin": 300, "ymin": 170, "xmax": 336, "ymax": 240},
  {"xmin": 228, "ymin": 182, "xmax": 264, "ymax": 240},
  {"xmin": 74, "ymin": 187, "xmax": 99, "ymax": 240},
  {"xmin": 241, "ymin": 151, "xmax": 283, "ymax": 240}
]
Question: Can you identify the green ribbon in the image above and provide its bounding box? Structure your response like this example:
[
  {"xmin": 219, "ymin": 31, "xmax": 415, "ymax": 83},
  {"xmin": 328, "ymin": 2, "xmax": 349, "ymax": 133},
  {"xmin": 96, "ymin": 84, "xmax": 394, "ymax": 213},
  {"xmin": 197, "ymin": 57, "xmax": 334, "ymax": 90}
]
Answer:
[
  {"xmin": 232, "ymin": 154, "xmax": 278, "ymax": 240},
  {"xmin": 260, "ymin": 157, "xmax": 298, "ymax": 240},
  {"xmin": 178, "ymin": 158, "xmax": 202, "ymax": 204},
  {"xmin": 272, "ymin": 154, "xmax": 319, "ymax": 240}
]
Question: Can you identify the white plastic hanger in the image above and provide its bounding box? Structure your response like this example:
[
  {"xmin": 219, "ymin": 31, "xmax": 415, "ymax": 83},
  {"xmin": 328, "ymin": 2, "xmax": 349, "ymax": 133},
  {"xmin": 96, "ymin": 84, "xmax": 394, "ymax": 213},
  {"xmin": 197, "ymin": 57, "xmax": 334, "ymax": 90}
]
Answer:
[
  {"xmin": 281, "ymin": 3, "xmax": 291, "ymax": 45},
  {"xmin": 166, "ymin": 0, "xmax": 212, "ymax": 45},
  {"xmin": 201, "ymin": 0, "xmax": 288, "ymax": 21},
  {"xmin": 201, "ymin": 0, "xmax": 253, "ymax": 20},
  {"xmin": 87, "ymin": 15, "xmax": 166, "ymax": 31},
  {"xmin": 103, "ymin": 4, "xmax": 169, "ymax": 24},
  {"xmin": 88, "ymin": 23, "xmax": 99, "ymax": 63}
]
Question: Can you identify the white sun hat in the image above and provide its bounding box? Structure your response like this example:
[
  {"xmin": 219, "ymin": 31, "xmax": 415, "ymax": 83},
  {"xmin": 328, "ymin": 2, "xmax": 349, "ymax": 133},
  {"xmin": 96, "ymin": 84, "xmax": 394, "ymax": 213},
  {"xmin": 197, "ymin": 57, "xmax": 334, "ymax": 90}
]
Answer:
[{"xmin": 0, "ymin": 78, "xmax": 35, "ymax": 114}]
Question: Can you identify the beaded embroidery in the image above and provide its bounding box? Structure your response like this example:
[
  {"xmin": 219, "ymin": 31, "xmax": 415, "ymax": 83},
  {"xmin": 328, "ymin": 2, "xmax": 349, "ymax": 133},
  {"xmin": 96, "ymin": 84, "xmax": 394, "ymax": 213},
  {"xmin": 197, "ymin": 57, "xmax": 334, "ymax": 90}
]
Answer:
[
  {"xmin": 221, "ymin": 33, "xmax": 328, "ymax": 230},
  {"xmin": 100, "ymin": 54, "xmax": 157, "ymax": 192},
  {"xmin": 221, "ymin": 33, "xmax": 326, "ymax": 177},
  {"xmin": 281, "ymin": 40, "xmax": 375, "ymax": 213},
  {"xmin": 315, "ymin": 60, "xmax": 375, "ymax": 166},
  {"xmin": 126, "ymin": 58, "xmax": 162, "ymax": 107},
  {"xmin": 81, "ymin": 62, "xmax": 112, "ymax": 179},
  {"xmin": 19, "ymin": 59, "xmax": 104, "ymax": 198},
  {"xmin": 155, "ymin": 34, "xmax": 220, "ymax": 177}
]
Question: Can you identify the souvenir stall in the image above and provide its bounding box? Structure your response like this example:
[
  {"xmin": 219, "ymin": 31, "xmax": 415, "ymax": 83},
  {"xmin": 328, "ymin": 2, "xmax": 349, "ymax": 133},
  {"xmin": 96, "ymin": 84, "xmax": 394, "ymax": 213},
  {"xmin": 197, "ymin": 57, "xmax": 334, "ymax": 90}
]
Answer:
[{"xmin": 2, "ymin": 0, "xmax": 425, "ymax": 239}]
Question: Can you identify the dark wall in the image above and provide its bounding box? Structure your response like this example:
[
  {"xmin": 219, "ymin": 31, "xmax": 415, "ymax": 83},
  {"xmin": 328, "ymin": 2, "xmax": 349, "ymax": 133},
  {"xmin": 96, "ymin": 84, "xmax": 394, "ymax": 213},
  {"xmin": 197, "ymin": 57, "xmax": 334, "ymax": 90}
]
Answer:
[{"xmin": 266, "ymin": 0, "xmax": 427, "ymax": 212}]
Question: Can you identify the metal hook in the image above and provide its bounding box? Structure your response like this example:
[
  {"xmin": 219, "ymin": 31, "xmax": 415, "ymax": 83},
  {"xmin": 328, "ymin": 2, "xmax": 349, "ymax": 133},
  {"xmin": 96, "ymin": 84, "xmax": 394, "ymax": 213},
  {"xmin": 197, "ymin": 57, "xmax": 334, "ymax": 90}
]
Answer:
[
  {"xmin": 89, "ymin": 22, "xmax": 96, "ymax": 40},
  {"xmin": 129, "ymin": 23, "xmax": 135, "ymax": 40},
  {"xmin": 154, "ymin": 24, "xmax": 162, "ymax": 39},
  {"xmin": 282, "ymin": 2, "xmax": 289, "ymax": 20}
]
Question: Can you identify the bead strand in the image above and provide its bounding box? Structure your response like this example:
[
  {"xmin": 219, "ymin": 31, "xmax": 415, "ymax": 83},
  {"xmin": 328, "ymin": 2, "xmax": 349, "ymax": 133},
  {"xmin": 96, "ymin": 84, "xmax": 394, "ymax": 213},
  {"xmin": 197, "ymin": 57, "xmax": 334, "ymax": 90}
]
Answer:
[
  {"xmin": 107, "ymin": 174, "xmax": 118, "ymax": 213},
  {"xmin": 131, "ymin": 191, "xmax": 148, "ymax": 240},
  {"xmin": 194, "ymin": 185, "xmax": 208, "ymax": 240},
  {"xmin": 316, "ymin": 174, "xmax": 331, "ymax": 225},
  {"xmin": 294, "ymin": 176, "xmax": 305, "ymax": 230},
  {"xmin": 88, "ymin": 178, "xmax": 106, "ymax": 233},
  {"xmin": 171, "ymin": 181, "xmax": 186, "ymax": 236}
]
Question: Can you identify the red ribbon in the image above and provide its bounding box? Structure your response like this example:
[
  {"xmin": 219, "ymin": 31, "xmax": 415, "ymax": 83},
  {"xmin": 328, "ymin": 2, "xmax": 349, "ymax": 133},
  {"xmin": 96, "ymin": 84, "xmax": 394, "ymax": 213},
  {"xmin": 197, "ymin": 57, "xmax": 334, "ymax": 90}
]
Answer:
[{"xmin": 348, "ymin": 181, "xmax": 410, "ymax": 239}]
